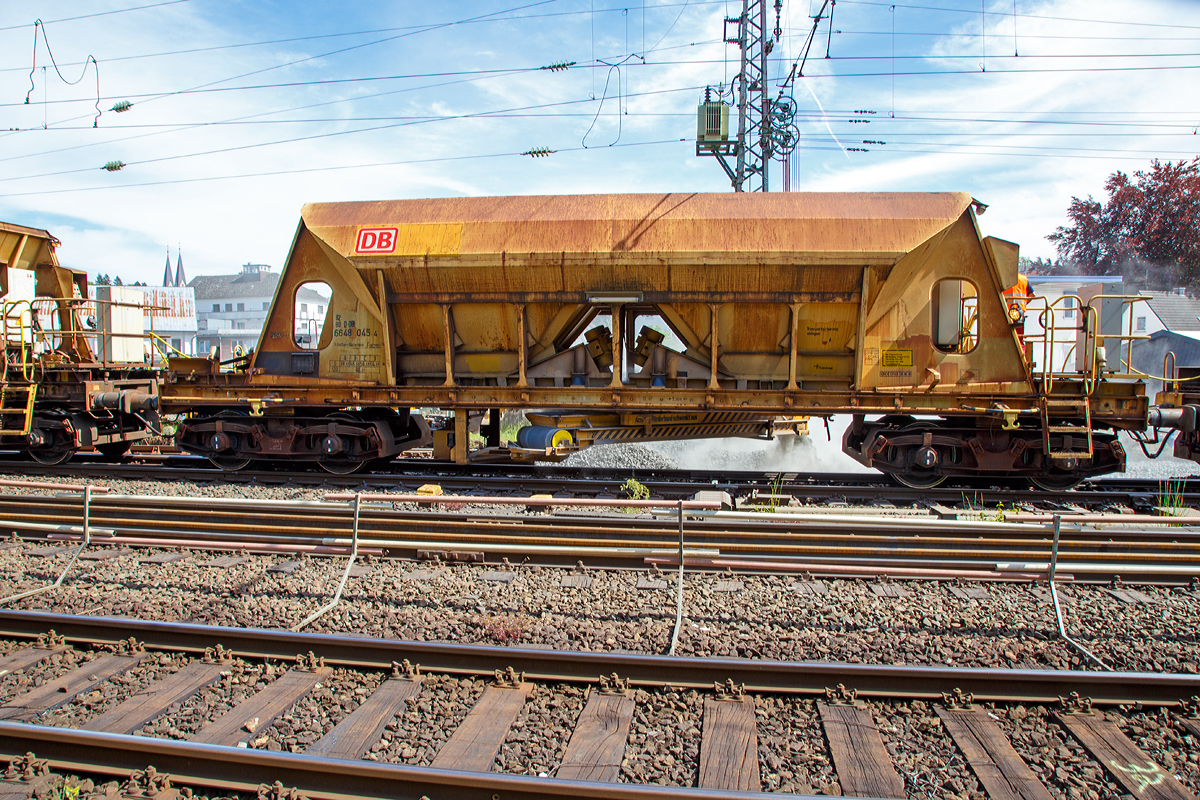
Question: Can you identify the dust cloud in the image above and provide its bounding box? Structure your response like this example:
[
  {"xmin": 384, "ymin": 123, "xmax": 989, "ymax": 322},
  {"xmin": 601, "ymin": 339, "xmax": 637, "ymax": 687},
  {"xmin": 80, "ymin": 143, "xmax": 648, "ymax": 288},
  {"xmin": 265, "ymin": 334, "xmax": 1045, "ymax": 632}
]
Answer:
[{"xmin": 645, "ymin": 416, "xmax": 871, "ymax": 474}]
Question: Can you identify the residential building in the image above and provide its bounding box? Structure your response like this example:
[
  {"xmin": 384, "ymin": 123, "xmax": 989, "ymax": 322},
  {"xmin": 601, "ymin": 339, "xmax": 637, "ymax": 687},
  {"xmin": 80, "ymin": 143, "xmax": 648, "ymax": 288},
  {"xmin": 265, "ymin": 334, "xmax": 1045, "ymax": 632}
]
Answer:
[
  {"xmin": 1123, "ymin": 289, "xmax": 1200, "ymax": 396},
  {"xmin": 191, "ymin": 263, "xmax": 328, "ymax": 359}
]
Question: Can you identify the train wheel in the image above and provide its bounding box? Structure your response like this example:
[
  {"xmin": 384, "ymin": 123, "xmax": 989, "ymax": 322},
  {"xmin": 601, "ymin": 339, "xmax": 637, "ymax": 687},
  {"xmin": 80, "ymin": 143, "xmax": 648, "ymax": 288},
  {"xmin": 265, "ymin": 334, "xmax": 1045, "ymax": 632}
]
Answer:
[
  {"xmin": 318, "ymin": 457, "xmax": 368, "ymax": 474},
  {"xmin": 29, "ymin": 446, "xmax": 74, "ymax": 466},
  {"xmin": 208, "ymin": 455, "xmax": 252, "ymax": 471},
  {"xmin": 316, "ymin": 412, "xmax": 373, "ymax": 474},
  {"xmin": 892, "ymin": 470, "xmax": 946, "ymax": 489},
  {"xmin": 1030, "ymin": 472, "xmax": 1083, "ymax": 491},
  {"xmin": 889, "ymin": 417, "xmax": 945, "ymax": 488}
]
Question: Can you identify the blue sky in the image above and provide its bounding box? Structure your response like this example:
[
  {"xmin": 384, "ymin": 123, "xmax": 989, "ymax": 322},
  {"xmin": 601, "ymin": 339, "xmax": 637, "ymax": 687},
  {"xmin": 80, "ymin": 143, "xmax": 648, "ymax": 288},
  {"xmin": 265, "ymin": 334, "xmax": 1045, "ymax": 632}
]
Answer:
[{"xmin": 1, "ymin": 0, "xmax": 1197, "ymax": 284}]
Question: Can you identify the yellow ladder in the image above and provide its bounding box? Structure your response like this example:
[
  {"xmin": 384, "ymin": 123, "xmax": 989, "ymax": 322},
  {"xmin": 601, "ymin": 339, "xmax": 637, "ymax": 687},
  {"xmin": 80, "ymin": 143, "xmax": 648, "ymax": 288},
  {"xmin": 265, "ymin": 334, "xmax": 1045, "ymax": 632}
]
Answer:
[
  {"xmin": 0, "ymin": 384, "xmax": 37, "ymax": 437},
  {"xmin": 1040, "ymin": 396, "xmax": 1093, "ymax": 460}
]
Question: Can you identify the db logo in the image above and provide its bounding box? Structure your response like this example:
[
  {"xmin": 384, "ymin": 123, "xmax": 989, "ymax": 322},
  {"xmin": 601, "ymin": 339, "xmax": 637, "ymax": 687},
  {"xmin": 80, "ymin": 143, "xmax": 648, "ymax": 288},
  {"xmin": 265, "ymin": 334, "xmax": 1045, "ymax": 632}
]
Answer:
[{"xmin": 354, "ymin": 227, "xmax": 398, "ymax": 254}]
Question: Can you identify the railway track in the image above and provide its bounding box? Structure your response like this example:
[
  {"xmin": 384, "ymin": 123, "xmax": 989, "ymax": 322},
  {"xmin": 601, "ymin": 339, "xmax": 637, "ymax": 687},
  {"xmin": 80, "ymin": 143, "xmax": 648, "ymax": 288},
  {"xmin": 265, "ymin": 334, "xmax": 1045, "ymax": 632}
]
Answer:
[
  {"xmin": 0, "ymin": 611, "xmax": 1198, "ymax": 799},
  {"xmin": 4, "ymin": 489, "xmax": 1200, "ymax": 579},
  {"xmin": 2, "ymin": 455, "xmax": 1199, "ymax": 509}
]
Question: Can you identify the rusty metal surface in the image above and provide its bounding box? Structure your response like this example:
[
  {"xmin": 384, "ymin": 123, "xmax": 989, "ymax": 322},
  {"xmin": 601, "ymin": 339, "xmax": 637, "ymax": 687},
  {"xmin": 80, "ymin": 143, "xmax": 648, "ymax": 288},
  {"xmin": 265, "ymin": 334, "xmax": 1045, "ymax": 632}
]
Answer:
[
  {"xmin": 0, "ymin": 610, "xmax": 1197, "ymax": 704},
  {"xmin": 0, "ymin": 722, "xmax": 769, "ymax": 800},
  {"xmin": 302, "ymin": 192, "xmax": 974, "ymax": 264}
]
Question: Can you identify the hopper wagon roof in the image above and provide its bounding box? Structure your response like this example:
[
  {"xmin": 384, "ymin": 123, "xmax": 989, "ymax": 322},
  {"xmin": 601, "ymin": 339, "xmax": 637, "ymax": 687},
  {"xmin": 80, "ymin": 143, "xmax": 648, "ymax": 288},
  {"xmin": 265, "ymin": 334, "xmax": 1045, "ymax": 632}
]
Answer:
[{"xmin": 299, "ymin": 192, "xmax": 976, "ymax": 267}]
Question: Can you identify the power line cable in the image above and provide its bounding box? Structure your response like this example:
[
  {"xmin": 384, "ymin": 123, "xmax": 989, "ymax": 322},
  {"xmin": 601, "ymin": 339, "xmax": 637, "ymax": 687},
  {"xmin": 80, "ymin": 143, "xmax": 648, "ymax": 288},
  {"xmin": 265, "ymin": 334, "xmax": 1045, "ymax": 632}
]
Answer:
[
  {"xmin": 836, "ymin": 0, "xmax": 1200, "ymax": 31},
  {"xmin": 0, "ymin": 1, "xmax": 190, "ymax": 32},
  {"xmin": 119, "ymin": 0, "xmax": 562, "ymax": 113},
  {"xmin": 5, "ymin": 48, "xmax": 1196, "ymax": 112},
  {"xmin": 24, "ymin": 20, "xmax": 102, "ymax": 126},
  {"xmin": 0, "ymin": 83, "xmax": 711, "ymax": 184},
  {"xmin": 0, "ymin": 137, "xmax": 690, "ymax": 198}
]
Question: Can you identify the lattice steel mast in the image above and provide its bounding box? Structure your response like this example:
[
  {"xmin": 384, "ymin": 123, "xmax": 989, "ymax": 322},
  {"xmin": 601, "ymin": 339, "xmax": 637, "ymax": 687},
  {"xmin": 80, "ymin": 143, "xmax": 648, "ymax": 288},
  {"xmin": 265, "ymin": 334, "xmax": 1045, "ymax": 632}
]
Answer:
[{"xmin": 697, "ymin": 0, "xmax": 812, "ymax": 192}]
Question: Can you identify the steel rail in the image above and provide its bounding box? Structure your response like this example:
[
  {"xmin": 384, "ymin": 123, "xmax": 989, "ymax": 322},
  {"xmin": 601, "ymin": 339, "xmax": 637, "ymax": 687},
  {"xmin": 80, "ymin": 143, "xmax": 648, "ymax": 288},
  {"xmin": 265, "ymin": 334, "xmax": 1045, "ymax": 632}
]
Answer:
[
  {"xmin": 5, "ymin": 493, "xmax": 1200, "ymax": 577},
  {"xmin": 2, "ymin": 457, "xmax": 1199, "ymax": 507},
  {"xmin": 27, "ymin": 512, "xmax": 1200, "ymax": 571},
  {"xmin": 9, "ymin": 492, "xmax": 1200, "ymax": 547},
  {"xmin": 0, "ymin": 610, "xmax": 1195, "ymax": 705},
  {"xmin": 0, "ymin": 723, "xmax": 767, "ymax": 800}
]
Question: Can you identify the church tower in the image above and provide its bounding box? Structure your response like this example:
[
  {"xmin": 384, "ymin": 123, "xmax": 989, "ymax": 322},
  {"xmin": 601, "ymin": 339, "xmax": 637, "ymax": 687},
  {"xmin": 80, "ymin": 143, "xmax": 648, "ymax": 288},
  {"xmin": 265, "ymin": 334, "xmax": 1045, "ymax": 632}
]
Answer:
[{"xmin": 162, "ymin": 249, "xmax": 174, "ymax": 287}]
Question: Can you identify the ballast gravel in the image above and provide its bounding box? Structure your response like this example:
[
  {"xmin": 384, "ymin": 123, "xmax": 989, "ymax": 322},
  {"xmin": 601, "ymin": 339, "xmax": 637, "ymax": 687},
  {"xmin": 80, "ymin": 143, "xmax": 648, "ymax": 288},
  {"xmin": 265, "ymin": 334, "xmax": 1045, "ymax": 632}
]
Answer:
[
  {"xmin": 0, "ymin": 533, "xmax": 1197, "ymax": 672},
  {"xmin": 0, "ymin": 639, "xmax": 1196, "ymax": 794}
]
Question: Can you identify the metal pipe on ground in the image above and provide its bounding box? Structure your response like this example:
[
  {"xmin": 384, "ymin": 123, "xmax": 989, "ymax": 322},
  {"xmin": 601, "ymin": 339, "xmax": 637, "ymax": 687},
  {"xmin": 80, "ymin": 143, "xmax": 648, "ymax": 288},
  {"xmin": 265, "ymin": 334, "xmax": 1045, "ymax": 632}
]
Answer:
[
  {"xmin": 0, "ymin": 486, "xmax": 95, "ymax": 605},
  {"xmin": 324, "ymin": 492, "xmax": 723, "ymax": 510},
  {"xmin": 44, "ymin": 533, "xmax": 379, "ymax": 557},
  {"xmin": 1009, "ymin": 513, "xmax": 1200, "ymax": 526},
  {"xmin": 0, "ymin": 479, "xmax": 108, "ymax": 493},
  {"xmin": 644, "ymin": 555, "xmax": 1050, "ymax": 581}
]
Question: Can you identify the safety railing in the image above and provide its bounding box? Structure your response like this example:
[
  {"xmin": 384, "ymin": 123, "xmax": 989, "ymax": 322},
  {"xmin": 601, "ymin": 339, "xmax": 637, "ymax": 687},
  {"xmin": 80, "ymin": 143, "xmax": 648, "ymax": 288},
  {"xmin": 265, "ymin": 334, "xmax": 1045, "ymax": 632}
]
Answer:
[
  {"xmin": 1, "ymin": 299, "xmax": 42, "ymax": 384},
  {"xmin": 1021, "ymin": 292, "xmax": 1153, "ymax": 396},
  {"xmin": 27, "ymin": 296, "xmax": 172, "ymax": 366},
  {"xmin": 148, "ymin": 331, "xmax": 187, "ymax": 364}
]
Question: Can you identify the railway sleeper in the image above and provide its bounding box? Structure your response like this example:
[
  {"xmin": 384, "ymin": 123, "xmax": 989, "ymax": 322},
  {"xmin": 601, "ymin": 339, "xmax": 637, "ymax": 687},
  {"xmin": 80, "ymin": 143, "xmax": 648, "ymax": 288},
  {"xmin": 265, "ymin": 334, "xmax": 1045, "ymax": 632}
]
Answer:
[
  {"xmin": 843, "ymin": 415, "xmax": 1124, "ymax": 489},
  {"xmin": 0, "ymin": 632, "xmax": 1197, "ymax": 799}
]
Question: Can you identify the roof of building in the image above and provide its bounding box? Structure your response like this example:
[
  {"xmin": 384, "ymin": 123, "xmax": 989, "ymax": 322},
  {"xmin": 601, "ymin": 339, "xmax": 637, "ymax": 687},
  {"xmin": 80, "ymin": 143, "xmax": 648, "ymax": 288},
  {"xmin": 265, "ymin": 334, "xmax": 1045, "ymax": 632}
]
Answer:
[
  {"xmin": 189, "ymin": 270, "xmax": 281, "ymax": 300},
  {"xmin": 1026, "ymin": 275, "xmax": 1121, "ymax": 285},
  {"xmin": 1141, "ymin": 291, "xmax": 1200, "ymax": 331},
  {"xmin": 189, "ymin": 270, "xmax": 328, "ymax": 305}
]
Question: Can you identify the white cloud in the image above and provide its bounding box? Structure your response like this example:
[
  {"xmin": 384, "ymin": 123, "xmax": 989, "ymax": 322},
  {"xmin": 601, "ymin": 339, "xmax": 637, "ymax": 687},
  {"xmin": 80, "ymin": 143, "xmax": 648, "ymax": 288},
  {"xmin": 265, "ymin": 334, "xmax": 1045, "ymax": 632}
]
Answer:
[{"xmin": 0, "ymin": 0, "xmax": 1193, "ymax": 278}]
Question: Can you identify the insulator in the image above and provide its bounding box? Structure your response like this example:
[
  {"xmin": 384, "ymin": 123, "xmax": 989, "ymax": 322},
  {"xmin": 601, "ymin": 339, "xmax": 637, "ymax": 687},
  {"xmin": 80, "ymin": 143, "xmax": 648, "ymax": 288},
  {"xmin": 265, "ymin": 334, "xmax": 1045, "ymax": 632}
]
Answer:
[
  {"xmin": 103, "ymin": 161, "xmax": 126, "ymax": 172},
  {"xmin": 539, "ymin": 61, "xmax": 576, "ymax": 72},
  {"xmin": 522, "ymin": 147, "xmax": 555, "ymax": 158},
  {"xmin": 110, "ymin": 101, "xmax": 133, "ymax": 113}
]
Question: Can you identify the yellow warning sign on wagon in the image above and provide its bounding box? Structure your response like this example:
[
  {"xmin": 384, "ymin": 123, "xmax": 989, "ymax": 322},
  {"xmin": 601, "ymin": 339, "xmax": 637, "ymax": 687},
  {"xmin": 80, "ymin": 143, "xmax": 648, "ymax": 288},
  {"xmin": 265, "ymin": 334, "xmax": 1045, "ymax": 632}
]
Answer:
[{"xmin": 881, "ymin": 348, "xmax": 913, "ymax": 367}]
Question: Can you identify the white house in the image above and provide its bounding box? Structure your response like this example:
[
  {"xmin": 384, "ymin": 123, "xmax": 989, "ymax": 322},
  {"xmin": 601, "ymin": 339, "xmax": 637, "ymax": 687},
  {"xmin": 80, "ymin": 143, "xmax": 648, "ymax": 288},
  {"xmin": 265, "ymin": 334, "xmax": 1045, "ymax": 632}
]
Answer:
[{"xmin": 191, "ymin": 263, "xmax": 328, "ymax": 359}]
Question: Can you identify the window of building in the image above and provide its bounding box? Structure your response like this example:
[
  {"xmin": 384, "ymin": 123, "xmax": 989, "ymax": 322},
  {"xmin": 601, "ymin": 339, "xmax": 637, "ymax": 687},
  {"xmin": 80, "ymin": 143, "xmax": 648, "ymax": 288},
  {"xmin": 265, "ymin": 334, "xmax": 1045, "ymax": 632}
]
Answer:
[
  {"xmin": 225, "ymin": 303, "xmax": 233, "ymax": 312},
  {"xmin": 263, "ymin": 301, "xmax": 270, "ymax": 310},
  {"xmin": 237, "ymin": 303, "xmax": 245, "ymax": 312},
  {"xmin": 931, "ymin": 278, "xmax": 979, "ymax": 354},
  {"xmin": 317, "ymin": 305, "xmax": 323, "ymax": 314},
  {"xmin": 1063, "ymin": 295, "xmax": 1076, "ymax": 319},
  {"xmin": 1136, "ymin": 316, "xmax": 1147, "ymax": 332},
  {"xmin": 236, "ymin": 322, "xmax": 246, "ymax": 330},
  {"xmin": 294, "ymin": 282, "xmax": 331, "ymax": 350},
  {"xmin": 171, "ymin": 338, "xmax": 181, "ymax": 350},
  {"xmin": 212, "ymin": 303, "xmax": 220, "ymax": 312}
]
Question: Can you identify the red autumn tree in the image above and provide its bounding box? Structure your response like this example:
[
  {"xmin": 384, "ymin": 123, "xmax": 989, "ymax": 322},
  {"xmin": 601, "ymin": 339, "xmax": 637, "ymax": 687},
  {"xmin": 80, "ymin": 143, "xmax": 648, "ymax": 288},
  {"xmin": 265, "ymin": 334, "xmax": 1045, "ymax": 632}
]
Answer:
[{"xmin": 1047, "ymin": 158, "xmax": 1200, "ymax": 289}]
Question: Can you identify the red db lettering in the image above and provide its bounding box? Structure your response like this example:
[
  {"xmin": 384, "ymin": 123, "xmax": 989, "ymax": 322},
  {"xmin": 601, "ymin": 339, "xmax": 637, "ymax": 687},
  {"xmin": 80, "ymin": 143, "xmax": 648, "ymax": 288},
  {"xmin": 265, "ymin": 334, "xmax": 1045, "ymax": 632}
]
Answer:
[{"xmin": 354, "ymin": 227, "xmax": 398, "ymax": 254}]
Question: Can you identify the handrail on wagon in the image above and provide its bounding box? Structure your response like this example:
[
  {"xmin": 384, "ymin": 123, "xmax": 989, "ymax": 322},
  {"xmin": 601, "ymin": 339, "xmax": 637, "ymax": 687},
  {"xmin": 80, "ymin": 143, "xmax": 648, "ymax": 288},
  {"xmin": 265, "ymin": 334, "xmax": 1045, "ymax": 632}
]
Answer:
[{"xmin": 1020, "ymin": 292, "xmax": 1153, "ymax": 396}]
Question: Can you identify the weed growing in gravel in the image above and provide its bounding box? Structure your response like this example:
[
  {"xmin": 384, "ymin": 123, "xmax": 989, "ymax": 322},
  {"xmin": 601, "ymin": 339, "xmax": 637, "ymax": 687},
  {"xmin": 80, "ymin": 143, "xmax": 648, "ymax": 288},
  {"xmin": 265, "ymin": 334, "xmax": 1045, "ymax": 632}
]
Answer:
[
  {"xmin": 621, "ymin": 477, "xmax": 650, "ymax": 512},
  {"xmin": 765, "ymin": 472, "xmax": 785, "ymax": 512},
  {"xmin": 1157, "ymin": 477, "xmax": 1187, "ymax": 517}
]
